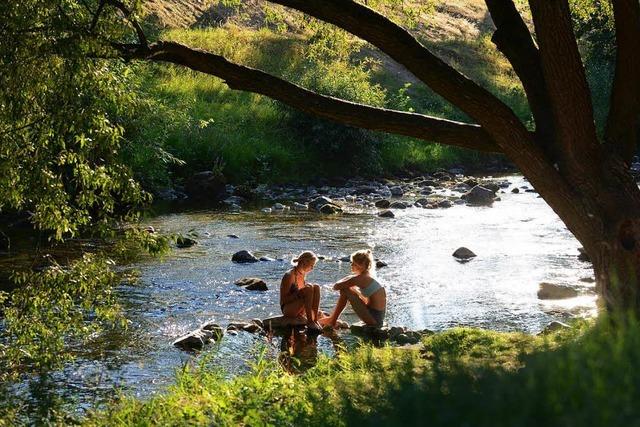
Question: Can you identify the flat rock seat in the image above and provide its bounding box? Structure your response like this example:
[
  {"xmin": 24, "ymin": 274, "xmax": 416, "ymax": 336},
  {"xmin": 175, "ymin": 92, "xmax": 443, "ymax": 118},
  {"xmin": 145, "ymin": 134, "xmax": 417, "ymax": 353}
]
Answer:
[{"xmin": 262, "ymin": 315, "xmax": 349, "ymax": 331}]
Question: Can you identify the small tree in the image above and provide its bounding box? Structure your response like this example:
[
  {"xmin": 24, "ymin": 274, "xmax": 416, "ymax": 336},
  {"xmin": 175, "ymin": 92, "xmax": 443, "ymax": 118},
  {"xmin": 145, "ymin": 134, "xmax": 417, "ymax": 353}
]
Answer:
[{"xmin": 64, "ymin": 0, "xmax": 640, "ymax": 312}]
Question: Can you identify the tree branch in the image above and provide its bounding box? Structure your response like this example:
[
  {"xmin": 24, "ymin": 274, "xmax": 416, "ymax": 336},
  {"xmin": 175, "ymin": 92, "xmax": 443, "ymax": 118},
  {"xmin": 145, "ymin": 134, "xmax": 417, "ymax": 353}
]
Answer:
[
  {"xmin": 485, "ymin": 0, "xmax": 555, "ymax": 148},
  {"xmin": 528, "ymin": 0, "xmax": 602, "ymax": 169},
  {"xmin": 606, "ymin": 0, "xmax": 640, "ymax": 165},
  {"xmin": 102, "ymin": 0, "xmax": 147, "ymax": 47},
  {"xmin": 266, "ymin": 0, "xmax": 534, "ymax": 155},
  {"xmin": 116, "ymin": 41, "xmax": 501, "ymax": 153}
]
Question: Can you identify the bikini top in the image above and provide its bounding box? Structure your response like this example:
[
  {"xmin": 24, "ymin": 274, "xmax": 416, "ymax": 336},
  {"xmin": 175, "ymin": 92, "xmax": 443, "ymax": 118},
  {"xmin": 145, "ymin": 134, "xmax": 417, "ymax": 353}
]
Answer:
[{"xmin": 361, "ymin": 278, "xmax": 383, "ymax": 298}]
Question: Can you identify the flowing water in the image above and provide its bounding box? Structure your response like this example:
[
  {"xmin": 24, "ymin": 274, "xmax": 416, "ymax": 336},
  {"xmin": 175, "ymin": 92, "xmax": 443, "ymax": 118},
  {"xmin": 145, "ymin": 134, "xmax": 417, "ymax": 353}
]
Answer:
[{"xmin": 4, "ymin": 175, "xmax": 598, "ymax": 416}]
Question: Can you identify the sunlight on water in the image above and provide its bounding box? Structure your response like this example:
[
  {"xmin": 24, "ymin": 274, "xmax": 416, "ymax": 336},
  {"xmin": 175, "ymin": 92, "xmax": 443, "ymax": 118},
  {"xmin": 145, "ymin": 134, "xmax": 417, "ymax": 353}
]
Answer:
[{"xmin": 17, "ymin": 175, "xmax": 596, "ymax": 410}]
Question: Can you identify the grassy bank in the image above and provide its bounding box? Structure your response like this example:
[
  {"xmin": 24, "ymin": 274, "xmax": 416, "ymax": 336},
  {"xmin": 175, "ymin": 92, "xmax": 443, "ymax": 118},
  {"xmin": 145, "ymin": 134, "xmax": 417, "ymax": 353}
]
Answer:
[
  {"xmin": 122, "ymin": 24, "xmax": 507, "ymax": 192},
  {"xmin": 82, "ymin": 317, "xmax": 640, "ymax": 426}
]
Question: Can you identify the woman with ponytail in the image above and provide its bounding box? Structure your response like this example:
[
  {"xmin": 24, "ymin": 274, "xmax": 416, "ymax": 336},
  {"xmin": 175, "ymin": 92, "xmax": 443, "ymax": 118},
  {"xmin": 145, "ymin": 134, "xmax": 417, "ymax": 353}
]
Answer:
[
  {"xmin": 280, "ymin": 251, "xmax": 322, "ymax": 331},
  {"xmin": 323, "ymin": 249, "xmax": 386, "ymax": 328}
]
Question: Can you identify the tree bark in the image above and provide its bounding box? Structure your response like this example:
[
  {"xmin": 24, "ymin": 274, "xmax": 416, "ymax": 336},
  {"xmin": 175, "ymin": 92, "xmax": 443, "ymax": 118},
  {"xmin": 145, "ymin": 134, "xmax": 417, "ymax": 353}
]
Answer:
[{"xmin": 606, "ymin": 0, "xmax": 640, "ymax": 165}]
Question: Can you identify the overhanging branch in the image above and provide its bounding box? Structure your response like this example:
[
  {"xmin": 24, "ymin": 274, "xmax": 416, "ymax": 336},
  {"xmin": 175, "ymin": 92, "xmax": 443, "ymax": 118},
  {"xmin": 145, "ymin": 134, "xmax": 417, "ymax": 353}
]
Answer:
[
  {"xmin": 266, "ymin": 0, "xmax": 534, "ymax": 156},
  {"xmin": 116, "ymin": 41, "xmax": 501, "ymax": 153}
]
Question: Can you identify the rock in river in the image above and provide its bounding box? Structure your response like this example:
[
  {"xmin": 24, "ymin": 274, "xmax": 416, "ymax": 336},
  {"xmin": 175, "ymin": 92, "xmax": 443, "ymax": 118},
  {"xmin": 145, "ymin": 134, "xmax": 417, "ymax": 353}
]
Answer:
[
  {"xmin": 537, "ymin": 283, "xmax": 578, "ymax": 300},
  {"xmin": 378, "ymin": 210, "xmax": 395, "ymax": 218},
  {"xmin": 235, "ymin": 277, "xmax": 268, "ymax": 291},
  {"xmin": 232, "ymin": 250, "xmax": 259, "ymax": 263},
  {"xmin": 176, "ymin": 236, "xmax": 197, "ymax": 248},
  {"xmin": 173, "ymin": 322, "xmax": 224, "ymax": 351},
  {"xmin": 462, "ymin": 185, "xmax": 496, "ymax": 206},
  {"xmin": 453, "ymin": 247, "xmax": 476, "ymax": 260},
  {"xmin": 319, "ymin": 203, "xmax": 343, "ymax": 214},
  {"xmin": 375, "ymin": 199, "xmax": 391, "ymax": 208}
]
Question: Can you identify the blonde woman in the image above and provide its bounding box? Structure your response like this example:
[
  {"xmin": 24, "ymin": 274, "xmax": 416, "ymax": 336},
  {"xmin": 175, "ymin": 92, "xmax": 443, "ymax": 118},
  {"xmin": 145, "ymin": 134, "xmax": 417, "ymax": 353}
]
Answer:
[
  {"xmin": 323, "ymin": 249, "xmax": 386, "ymax": 328},
  {"xmin": 280, "ymin": 251, "xmax": 322, "ymax": 331}
]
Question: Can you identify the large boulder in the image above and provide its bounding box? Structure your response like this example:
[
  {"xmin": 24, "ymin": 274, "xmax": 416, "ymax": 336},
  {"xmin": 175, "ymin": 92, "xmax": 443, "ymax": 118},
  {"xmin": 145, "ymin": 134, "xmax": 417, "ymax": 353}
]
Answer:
[
  {"xmin": 462, "ymin": 185, "xmax": 496, "ymax": 206},
  {"xmin": 537, "ymin": 283, "xmax": 578, "ymax": 300},
  {"xmin": 232, "ymin": 250, "xmax": 259, "ymax": 263},
  {"xmin": 185, "ymin": 171, "xmax": 227, "ymax": 202},
  {"xmin": 235, "ymin": 277, "xmax": 268, "ymax": 291}
]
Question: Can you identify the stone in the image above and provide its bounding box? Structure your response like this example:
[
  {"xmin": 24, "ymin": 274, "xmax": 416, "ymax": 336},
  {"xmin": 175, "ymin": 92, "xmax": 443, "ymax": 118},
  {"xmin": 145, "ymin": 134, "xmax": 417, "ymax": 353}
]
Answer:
[
  {"xmin": 579, "ymin": 277, "xmax": 596, "ymax": 283},
  {"xmin": 482, "ymin": 182, "xmax": 500, "ymax": 193},
  {"xmin": 173, "ymin": 324, "xmax": 222, "ymax": 351},
  {"xmin": 389, "ymin": 186, "xmax": 404, "ymax": 196},
  {"xmin": 227, "ymin": 234, "xmax": 240, "ymax": 239},
  {"xmin": 242, "ymin": 323, "xmax": 262, "ymax": 333},
  {"xmin": 232, "ymin": 250, "xmax": 259, "ymax": 263},
  {"xmin": 537, "ymin": 283, "xmax": 578, "ymax": 300},
  {"xmin": 375, "ymin": 199, "xmax": 391, "ymax": 208},
  {"xmin": 539, "ymin": 321, "xmax": 570, "ymax": 335},
  {"xmin": 201, "ymin": 323, "xmax": 224, "ymax": 340},
  {"xmin": 309, "ymin": 196, "xmax": 335, "ymax": 211},
  {"xmin": 437, "ymin": 200, "xmax": 452, "ymax": 208},
  {"xmin": 389, "ymin": 326, "xmax": 407, "ymax": 338},
  {"xmin": 173, "ymin": 330, "xmax": 213, "ymax": 351},
  {"xmin": 414, "ymin": 198, "xmax": 430, "ymax": 206},
  {"xmin": 464, "ymin": 178, "xmax": 479, "ymax": 187},
  {"xmin": 293, "ymin": 202, "xmax": 308, "ymax": 210},
  {"xmin": 453, "ymin": 247, "xmax": 476, "ymax": 259},
  {"xmin": 375, "ymin": 260, "xmax": 388, "ymax": 269},
  {"xmin": 462, "ymin": 185, "xmax": 496, "ymax": 206},
  {"xmin": 273, "ymin": 203, "xmax": 286, "ymax": 210},
  {"xmin": 511, "ymin": 188, "xmax": 520, "ymax": 193},
  {"xmin": 259, "ymin": 256, "xmax": 275, "ymax": 262},
  {"xmin": 235, "ymin": 277, "xmax": 268, "ymax": 291},
  {"xmin": 251, "ymin": 318, "xmax": 264, "ymax": 329},
  {"xmin": 262, "ymin": 316, "xmax": 308, "ymax": 330},
  {"xmin": 389, "ymin": 201, "xmax": 408, "ymax": 209},
  {"xmin": 261, "ymin": 208, "xmax": 272, "ymax": 213},
  {"xmin": 176, "ymin": 236, "xmax": 197, "ymax": 248},
  {"xmin": 319, "ymin": 204, "xmax": 342, "ymax": 214},
  {"xmin": 378, "ymin": 210, "xmax": 395, "ymax": 218}
]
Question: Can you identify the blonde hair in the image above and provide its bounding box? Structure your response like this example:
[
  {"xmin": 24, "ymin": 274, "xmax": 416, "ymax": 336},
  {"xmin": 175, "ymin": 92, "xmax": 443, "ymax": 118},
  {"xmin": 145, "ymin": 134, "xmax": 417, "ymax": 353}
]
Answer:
[
  {"xmin": 292, "ymin": 251, "xmax": 318, "ymax": 267},
  {"xmin": 351, "ymin": 249, "xmax": 374, "ymax": 272}
]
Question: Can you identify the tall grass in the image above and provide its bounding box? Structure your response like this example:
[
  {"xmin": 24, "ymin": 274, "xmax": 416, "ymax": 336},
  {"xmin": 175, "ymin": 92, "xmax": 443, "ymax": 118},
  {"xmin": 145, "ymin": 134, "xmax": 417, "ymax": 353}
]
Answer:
[{"xmin": 84, "ymin": 317, "xmax": 640, "ymax": 426}]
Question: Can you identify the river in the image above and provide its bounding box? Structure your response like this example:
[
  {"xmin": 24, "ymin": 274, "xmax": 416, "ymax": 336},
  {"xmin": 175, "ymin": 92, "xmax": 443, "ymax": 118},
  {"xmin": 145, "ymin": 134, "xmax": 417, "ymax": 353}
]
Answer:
[{"xmin": 5, "ymin": 174, "xmax": 597, "ymax": 417}]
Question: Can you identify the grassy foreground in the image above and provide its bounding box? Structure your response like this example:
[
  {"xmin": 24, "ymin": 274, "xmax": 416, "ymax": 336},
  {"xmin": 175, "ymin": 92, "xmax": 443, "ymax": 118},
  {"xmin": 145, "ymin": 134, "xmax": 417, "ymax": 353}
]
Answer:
[{"xmin": 83, "ymin": 317, "xmax": 640, "ymax": 426}]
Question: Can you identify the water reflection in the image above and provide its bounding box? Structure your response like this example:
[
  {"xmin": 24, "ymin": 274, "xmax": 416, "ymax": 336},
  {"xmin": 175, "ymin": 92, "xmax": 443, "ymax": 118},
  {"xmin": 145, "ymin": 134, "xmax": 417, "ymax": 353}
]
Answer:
[{"xmin": 277, "ymin": 328, "xmax": 345, "ymax": 373}]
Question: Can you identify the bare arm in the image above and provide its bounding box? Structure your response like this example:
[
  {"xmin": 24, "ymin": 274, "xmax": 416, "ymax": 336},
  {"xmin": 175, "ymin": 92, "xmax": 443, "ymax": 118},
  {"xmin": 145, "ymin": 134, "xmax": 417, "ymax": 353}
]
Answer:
[
  {"xmin": 280, "ymin": 273, "xmax": 299, "ymax": 306},
  {"xmin": 333, "ymin": 275, "xmax": 358, "ymax": 291}
]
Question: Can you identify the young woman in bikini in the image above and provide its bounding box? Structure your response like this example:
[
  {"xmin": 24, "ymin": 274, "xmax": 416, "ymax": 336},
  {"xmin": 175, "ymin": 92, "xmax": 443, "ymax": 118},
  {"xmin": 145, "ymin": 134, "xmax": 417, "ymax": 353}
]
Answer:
[
  {"xmin": 280, "ymin": 251, "xmax": 322, "ymax": 331},
  {"xmin": 322, "ymin": 249, "xmax": 386, "ymax": 328}
]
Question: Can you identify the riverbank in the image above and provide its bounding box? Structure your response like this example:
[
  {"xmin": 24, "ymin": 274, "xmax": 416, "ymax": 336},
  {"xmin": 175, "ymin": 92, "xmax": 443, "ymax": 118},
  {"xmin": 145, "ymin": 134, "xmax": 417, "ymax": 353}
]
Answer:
[{"xmin": 82, "ymin": 317, "xmax": 640, "ymax": 426}]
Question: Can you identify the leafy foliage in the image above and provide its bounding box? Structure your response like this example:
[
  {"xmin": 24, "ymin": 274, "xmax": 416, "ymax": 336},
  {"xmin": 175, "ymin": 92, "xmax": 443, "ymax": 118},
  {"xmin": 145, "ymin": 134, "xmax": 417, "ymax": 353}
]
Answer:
[{"xmin": 0, "ymin": 0, "xmax": 148, "ymax": 240}]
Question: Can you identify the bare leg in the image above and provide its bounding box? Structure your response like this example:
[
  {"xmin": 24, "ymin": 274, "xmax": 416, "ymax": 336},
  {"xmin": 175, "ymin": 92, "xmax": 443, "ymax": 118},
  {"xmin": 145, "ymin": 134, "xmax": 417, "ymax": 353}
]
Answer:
[
  {"xmin": 298, "ymin": 287, "xmax": 318, "ymax": 327},
  {"xmin": 326, "ymin": 288, "xmax": 376, "ymax": 327},
  {"xmin": 343, "ymin": 289, "xmax": 377, "ymax": 325},
  {"xmin": 312, "ymin": 285, "xmax": 320, "ymax": 322},
  {"xmin": 282, "ymin": 297, "xmax": 305, "ymax": 318}
]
